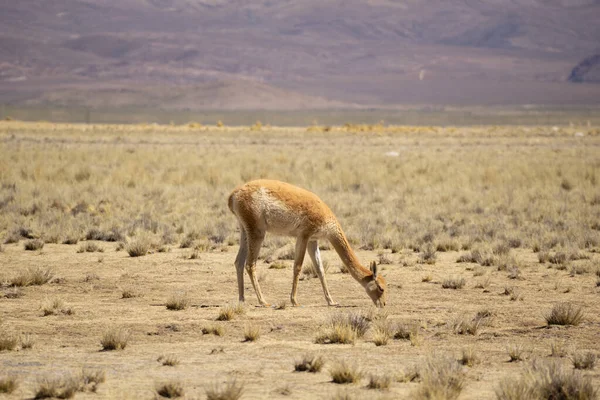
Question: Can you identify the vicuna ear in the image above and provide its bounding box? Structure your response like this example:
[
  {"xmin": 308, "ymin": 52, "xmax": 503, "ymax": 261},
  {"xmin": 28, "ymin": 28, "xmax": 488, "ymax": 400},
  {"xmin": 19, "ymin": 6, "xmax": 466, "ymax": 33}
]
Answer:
[{"xmin": 370, "ymin": 261, "xmax": 379, "ymax": 279}]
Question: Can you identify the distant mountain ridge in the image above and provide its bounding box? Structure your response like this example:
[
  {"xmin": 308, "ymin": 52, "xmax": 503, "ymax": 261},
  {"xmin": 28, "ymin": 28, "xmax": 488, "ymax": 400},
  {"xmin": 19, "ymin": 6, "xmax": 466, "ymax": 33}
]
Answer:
[{"xmin": 1, "ymin": 0, "xmax": 600, "ymax": 109}]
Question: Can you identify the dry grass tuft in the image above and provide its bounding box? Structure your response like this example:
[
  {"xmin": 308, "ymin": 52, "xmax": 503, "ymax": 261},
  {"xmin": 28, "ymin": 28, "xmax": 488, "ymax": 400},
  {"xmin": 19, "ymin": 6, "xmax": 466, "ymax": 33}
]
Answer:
[
  {"xmin": 329, "ymin": 361, "xmax": 362, "ymax": 384},
  {"xmin": 550, "ymin": 340, "xmax": 568, "ymax": 358},
  {"xmin": 156, "ymin": 381, "xmax": 184, "ymax": 398},
  {"xmin": 121, "ymin": 287, "xmax": 142, "ymax": 298},
  {"xmin": 0, "ymin": 376, "xmax": 18, "ymax": 394},
  {"xmin": 496, "ymin": 360, "xmax": 597, "ymax": 400},
  {"xmin": 571, "ymin": 351, "xmax": 596, "ymax": 370},
  {"xmin": 460, "ymin": 347, "xmax": 480, "ymax": 367},
  {"xmin": 100, "ymin": 328, "xmax": 131, "ymax": 351},
  {"xmin": 419, "ymin": 245, "xmax": 437, "ymax": 264},
  {"xmin": 442, "ymin": 276, "xmax": 466, "ymax": 289},
  {"xmin": 243, "ymin": 323, "xmax": 261, "ymax": 342},
  {"xmin": 372, "ymin": 322, "xmax": 392, "ymax": 346},
  {"xmin": 451, "ymin": 312, "xmax": 490, "ymax": 336},
  {"xmin": 205, "ymin": 379, "xmax": 244, "ymax": 400},
  {"xmin": 10, "ymin": 267, "xmax": 54, "ymax": 287},
  {"xmin": 77, "ymin": 242, "xmax": 104, "ymax": 253},
  {"xmin": 294, "ymin": 354, "xmax": 325, "ymax": 373},
  {"xmin": 217, "ymin": 303, "xmax": 245, "ymax": 321},
  {"xmin": 80, "ymin": 369, "xmax": 105, "ymax": 392},
  {"xmin": 126, "ymin": 239, "xmax": 150, "ymax": 257},
  {"xmin": 394, "ymin": 321, "xmax": 420, "ymax": 342},
  {"xmin": 545, "ymin": 303, "xmax": 584, "ymax": 326},
  {"xmin": 413, "ymin": 356, "xmax": 464, "ymax": 400},
  {"xmin": 165, "ymin": 292, "xmax": 190, "ymax": 310},
  {"xmin": 367, "ymin": 373, "xmax": 392, "ymax": 390},
  {"xmin": 0, "ymin": 330, "xmax": 19, "ymax": 351},
  {"xmin": 157, "ymin": 355, "xmax": 180, "ymax": 366},
  {"xmin": 507, "ymin": 343, "xmax": 528, "ymax": 362},
  {"xmin": 202, "ymin": 325, "xmax": 224, "ymax": 336},
  {"xmin": 315, "ymin": 311, "xmax": 370, "ymax": 345},
  {"xmin": 24, "ymin": 239, "xmax": 44, "ymax": 251},
  {"xmin": 34, "ymin": 375, "xmax": 80, "ymax": 399},
  {"xmin": 20, "ymin": 333, "xmax": 35, "ymax": 349},
  {"xmin": 41, "ymin": 298, "xmax": 74, "ymax": 316}
]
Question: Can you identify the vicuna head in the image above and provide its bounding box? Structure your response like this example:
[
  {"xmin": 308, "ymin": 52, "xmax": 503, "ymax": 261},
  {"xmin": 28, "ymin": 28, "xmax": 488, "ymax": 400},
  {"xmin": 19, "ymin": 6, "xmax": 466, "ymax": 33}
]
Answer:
[{"xmin": 365, "ymin": 261, "xmax": 387, "ymax": 307}]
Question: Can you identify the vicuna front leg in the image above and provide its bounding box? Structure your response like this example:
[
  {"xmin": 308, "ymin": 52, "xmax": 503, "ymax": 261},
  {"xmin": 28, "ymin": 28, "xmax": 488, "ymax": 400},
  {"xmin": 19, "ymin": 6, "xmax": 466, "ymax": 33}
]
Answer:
[
  {"xmin": 245, "ymin": 228, "xmax": 269, "ymax": 306},
  {"xmin": 290, "ymin": 235, "xmax": 309, "ymax": 306},
  {"xmin": 234, "ymin": 227, "xmax": 248, "ymax": 303},
  {"xmin": 307, "ymin": 241, "xmax": 338, "ymax": 306}
]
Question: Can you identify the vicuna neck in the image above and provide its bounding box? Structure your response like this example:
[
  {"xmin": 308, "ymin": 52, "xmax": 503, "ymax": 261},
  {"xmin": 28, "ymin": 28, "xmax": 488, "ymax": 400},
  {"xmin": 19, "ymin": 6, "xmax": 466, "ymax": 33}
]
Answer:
[{"xmin": 327, "ymin": 224, "xmax": 372, "ymax": 285}]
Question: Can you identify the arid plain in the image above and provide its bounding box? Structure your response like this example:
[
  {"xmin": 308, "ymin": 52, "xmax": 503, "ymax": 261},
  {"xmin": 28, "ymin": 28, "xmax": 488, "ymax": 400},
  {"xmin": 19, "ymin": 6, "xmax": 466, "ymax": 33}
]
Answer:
[{"xmin": 0, "ymin": 121, "xmax": 599, "ymax": 399}]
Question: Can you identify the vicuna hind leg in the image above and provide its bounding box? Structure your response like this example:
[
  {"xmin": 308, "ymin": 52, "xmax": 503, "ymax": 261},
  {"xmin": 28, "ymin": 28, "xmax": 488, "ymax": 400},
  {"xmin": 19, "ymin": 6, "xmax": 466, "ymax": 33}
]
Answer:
[
  {"xmin": 290, "ymin": 235, "xmax": 309, "ymax": 306},
  {"xmin": 234, "ymin": 227, "xmax": 248, "ymax": 303},
  {"xmin": 307, "ymin": 240, "xmax": 338, "ymax": 306},
  {"xmin": 245, "ymin": 228, "xmax": 269, "ymax": 306}
]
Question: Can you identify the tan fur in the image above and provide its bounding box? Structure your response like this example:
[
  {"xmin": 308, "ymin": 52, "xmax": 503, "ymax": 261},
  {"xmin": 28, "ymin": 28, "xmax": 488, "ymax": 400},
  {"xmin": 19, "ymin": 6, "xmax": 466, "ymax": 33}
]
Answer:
[{"xmin": 228, "ymin": 179, "xmax": 387, "ymax": 307}]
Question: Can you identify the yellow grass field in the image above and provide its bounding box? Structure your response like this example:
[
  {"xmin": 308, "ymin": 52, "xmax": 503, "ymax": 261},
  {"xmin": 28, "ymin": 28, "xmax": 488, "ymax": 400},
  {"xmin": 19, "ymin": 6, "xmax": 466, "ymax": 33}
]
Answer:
[{"xmin": 0, "ymin": 121, "xmax": 599, "ymax": 399}]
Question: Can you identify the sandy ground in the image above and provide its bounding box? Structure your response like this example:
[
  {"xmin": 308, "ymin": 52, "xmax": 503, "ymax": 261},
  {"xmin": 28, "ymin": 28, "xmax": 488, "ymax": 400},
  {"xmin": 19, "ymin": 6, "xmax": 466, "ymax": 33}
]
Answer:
[{"xmin": 1, "ymin": 241, "xmax": 599, "ymax": 399}]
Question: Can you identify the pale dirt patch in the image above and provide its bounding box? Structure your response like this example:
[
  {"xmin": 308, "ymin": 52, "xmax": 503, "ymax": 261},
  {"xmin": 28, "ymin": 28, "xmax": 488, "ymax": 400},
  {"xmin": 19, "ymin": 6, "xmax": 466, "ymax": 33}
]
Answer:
[{"xmin": 1, "ymin": 244, "xmax": 599, "ymax": 399}]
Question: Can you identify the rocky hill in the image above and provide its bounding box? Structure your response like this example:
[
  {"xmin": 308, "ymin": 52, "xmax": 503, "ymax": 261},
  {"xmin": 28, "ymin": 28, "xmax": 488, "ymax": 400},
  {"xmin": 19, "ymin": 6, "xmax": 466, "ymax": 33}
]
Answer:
[{"xmin": 1, "ymin": 0, "xmax": 600, "ymax": 109}]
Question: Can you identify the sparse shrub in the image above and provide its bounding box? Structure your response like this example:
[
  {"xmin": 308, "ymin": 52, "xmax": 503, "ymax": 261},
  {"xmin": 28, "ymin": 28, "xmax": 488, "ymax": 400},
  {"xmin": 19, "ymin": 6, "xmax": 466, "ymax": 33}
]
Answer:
[
  {"xmin": 166, "ymin": 292, "xmax": 190, "ymax": 310},
  {"xmin": 460, "ymin": 347, "xmax": 479, "ymax": 367},
  {"xmin": 550, "ymin": 340, "xmax": 568, "ymax": 357},
  {"xmin": 269, "ymin": 261, "xmax": 287, "ymax": 269},
  {"xmin": 0, "ymin": 376, "xmax": 18, "ymax": 394},
  {"xmin": 367, "ymin": 373, "xmax": 392, "ymax": 390},
  {"xmin": 330, "ymin": 361, "xmax": 362, "ymax": 384},
  {"xmin": 316, "ymin": 311, "xmax": 370, "ymax": 344},
  {"xmin": 3, "ymin": 287, "xmax": 23, "ymax": 299},
  {"xmin": 80, "ymin": 369, "xmax": 105, "ymax": 393},
  {"xmin": 507, "ymin": 266, "xmax": 521, "ymax": 279},
  {"xmin": 10, "ymin": 267, "xmax": 54, "ymax": 287},
  {"xmin": 545, "ymin": 303, "xmax": 584, "ymax": 326},
  {"xmin": 413, "ymin": 357, "xmax": 464, "ymax": 400},
  {"xmin": 100, "ymin": 328, "xmax": 130, "ymax": 351},
  {"xmin": 457, "ymin": 247, "xmax": 495, "ymax": 266},
  {"xmin": 394, "ymin": 321, "xmax": 420, "ymax": 343},
  {"xmin": 0, "ymin": 330, "xmax": 18, "ymax": 351},
  {"xmin": 419, "ymin": 245, "xmax": 437, "ymax": 264},
  {"xmin": 85, "ymin": 227, "xmax": 124, "ymax": 242},
  {"xmin": 442, "ymin": 277, "xmax": 466, "ymax": 289},
  {"xmin": 507, "ymin": 343, "xmax": 527, "ymax": 362},
  {"xmin": 21, "ymin": 333, "xmax": 36, "ymax": 349},
  {"xmin": 496, "ymin": 360, "xmax": 596, "ymax": 400},
  {"xmin": 126, "ymin": 239, "xmax": 149, "ymax": 257},
  {"xmin": 452, "ymin": 312, "xmax": 490, "ymax": 336},
  {"xmin": 570, "ymin": 264, "xmax": 589, "ymax": 276},
  {"xmin": 217, "ymin": 304, "xmax": 245, "ymax": 321},
  {"xmin": 274, "ymin": 300, "xmax": 287, "ymax": 310},
  {"xmin": 157, "ymin": 355, "xmax": 180, "ymax": 366},
  {"xmin": 571, "ymin": 351, "xmax": 596, "ymax": 370},
  {"xmin": 493, "ymin": 242, "xmax": 510, "ymax": 256},
  {"xmin": 24, "ymin": 239, "xmax": 44, "ymax": 251},
  {"xmin": 77, "ymin": 242, "xmax": 104, "ymax": 253},
  {"xmin": 156, "ymin": 381, "xmax": 184, "ymax": 398},
  {"xmin": 243, "ymin": 323, "xmax": 261, "ymax": 342},
  {"xmin": 34, "ymin": 375, "xmax": 80, "ymax": 399},
  {"xmin": 294, "ymin": 354, "xmax": 324, "ymax": 373},
  {"xmin": 422, "ymin": 274, "xmax": 433, "ymax": 282},
  {"xmin": 121, "ymin": 288, "xmax": 141, "ymax": 298},
  {"xmin": 202, "ymin": 325, "xmax": 224, "ymax": 336},
  {"xmin": 436, "ymin": 237, "xmax": 460, "ymax": 252},
  {"xmin": 41, "ymin": 298, "xmax": 73, "ymax": 316},
  {"xmin": 372, "ymin": 322, "xmax": 392, "ymax": 346},
  {"xmin": 205, "ymin": 379, "xmax": 244, "ymax": 400},
  {"xmin": 377, "ymin": 252, "xmax": 393, "ymax": 264}
]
